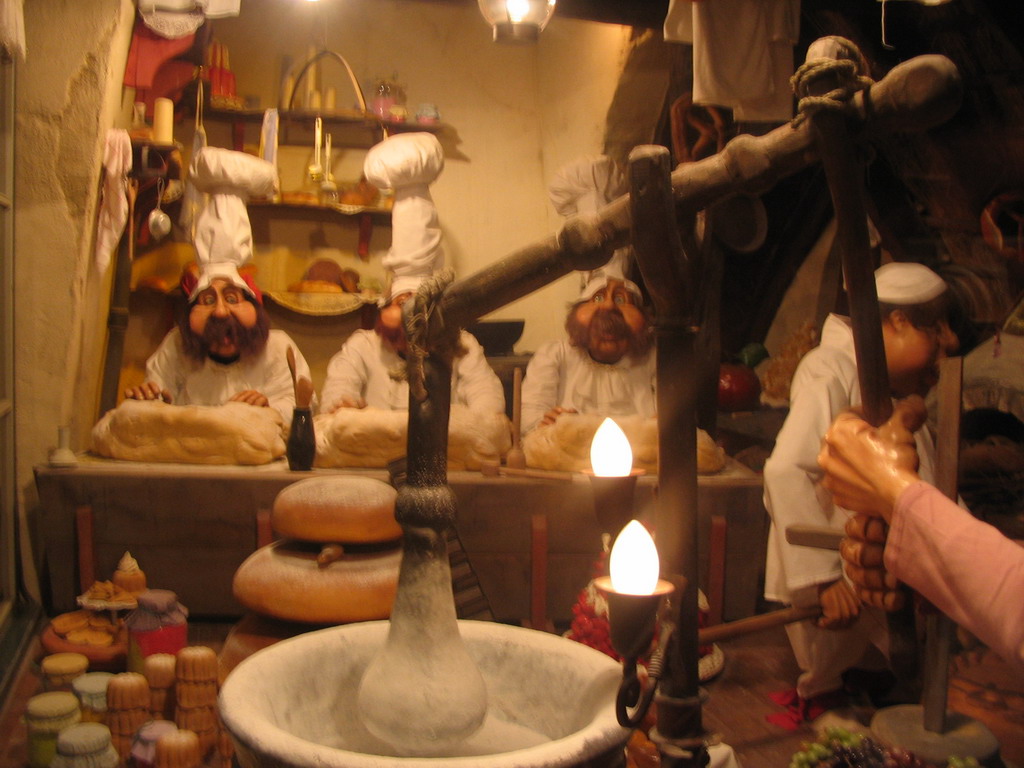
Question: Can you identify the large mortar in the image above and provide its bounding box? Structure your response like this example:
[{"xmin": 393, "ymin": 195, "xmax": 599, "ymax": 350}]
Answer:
[{"xmin": 219, "ymin": 619, "xmax": 629, "ymax": 768}]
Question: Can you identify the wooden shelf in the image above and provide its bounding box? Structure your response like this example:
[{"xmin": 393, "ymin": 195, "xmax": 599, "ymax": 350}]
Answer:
[{"xmin": 247, "ymin": 200, "xmax": 391, "ymax": 226}]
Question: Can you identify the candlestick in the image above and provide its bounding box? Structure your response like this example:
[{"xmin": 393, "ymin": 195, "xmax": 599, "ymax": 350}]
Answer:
[{"xmin": 152, "ymin": 98, "xmax": 173, "ymax": 145}]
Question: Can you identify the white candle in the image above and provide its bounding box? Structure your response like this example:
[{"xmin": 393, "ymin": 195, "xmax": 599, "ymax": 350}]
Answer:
[
  {"xmin": 153, "ymin": 98, "xmax": 174, "ymax": 145},
  {"xmin": 324, "ymin": 86, "xmax": 337, "ymax": 112}
]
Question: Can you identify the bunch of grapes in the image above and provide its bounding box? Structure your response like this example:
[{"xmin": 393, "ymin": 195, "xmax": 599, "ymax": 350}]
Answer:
[
  {"xmin": 567, "ymin": 586, "xmax": 618, "ymax": 660},
  {"xmin": 788, "ymin": 727, "xmax": 981, "ymax": 768}
]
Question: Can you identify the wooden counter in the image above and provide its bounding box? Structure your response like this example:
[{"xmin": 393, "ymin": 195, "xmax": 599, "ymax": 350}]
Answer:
[{"xmin": 34, "ymin": 456, "xmax": 767, "ymax": 624}]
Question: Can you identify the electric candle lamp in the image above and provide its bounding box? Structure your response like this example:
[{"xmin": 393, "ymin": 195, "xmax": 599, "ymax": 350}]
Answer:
[
  {"xmin": 478, "ymin": 0, "xmax": 556, "ymax": 43},
  {"xmin": 595, "ymin": 521, "xmax": 675, "ymax": 728},
  {"xmin": 587, "ymin": 418, "xmax": 644, "ymax": 535}
]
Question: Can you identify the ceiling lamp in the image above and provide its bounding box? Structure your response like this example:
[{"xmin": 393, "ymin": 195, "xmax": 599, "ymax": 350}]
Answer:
[{"xmin": 478, "ymin": 0, "xmax": 556, "ymax": 43}]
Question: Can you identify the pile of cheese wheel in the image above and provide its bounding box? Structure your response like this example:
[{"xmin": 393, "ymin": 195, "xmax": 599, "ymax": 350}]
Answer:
[{"xmin": 232, "ymin": 476, "xmax": 404, "ymax": 624}]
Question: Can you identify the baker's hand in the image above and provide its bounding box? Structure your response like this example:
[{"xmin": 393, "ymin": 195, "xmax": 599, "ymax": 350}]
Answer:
[
  {"xmin": 540, "ymin": 406, "xmax": 577, "ymax": 427},
  {"xmin": 123, "ymin": 381, "xmax": 172, "ymax": 403},
  {"xmin": 817, "ymin": 579, "xmax": 860, "ymax": 630},
  {"xmin": 229, "ymin": 390, "xmax": 270, "ymax": 408},
  {"xmin": 817, "ymin": 396, "xmax": 926, "ymax": 522},
  {"xmin": 841, "ymin": 513, "xmax": 905, "ymax": 611},
  {"xmin": 328, "ymin": 397, "xmax": 367, "ymax": 412}
]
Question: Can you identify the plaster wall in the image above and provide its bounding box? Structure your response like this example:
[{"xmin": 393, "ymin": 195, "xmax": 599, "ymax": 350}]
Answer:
[{"xmin": 15, "ymin": 0, "xmax": 135, "ymax": 596}]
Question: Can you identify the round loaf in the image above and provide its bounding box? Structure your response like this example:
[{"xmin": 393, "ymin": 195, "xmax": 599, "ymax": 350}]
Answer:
[
  {"xmin": 270, "ymin": 476, "xmax": 400, "ymax": 543},
  {"xmin": 232, "ymin": 539, "xmax": 400, "ymax": 623}
]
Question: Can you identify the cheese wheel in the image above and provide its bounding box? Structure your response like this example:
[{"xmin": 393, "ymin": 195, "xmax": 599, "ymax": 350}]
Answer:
[
  {"xmin": 232, "ymin": 539, "xmax": 400, "ymax": 623},
  {"xmin": 270, "ymin": 476, "xmax": 400, "ymax": 544}
]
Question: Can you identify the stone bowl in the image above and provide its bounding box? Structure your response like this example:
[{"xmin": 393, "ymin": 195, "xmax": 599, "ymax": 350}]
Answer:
[
  {"xmin": 219, "ymin": 620, "xmax": 629, "ymax": 768},
  {"xmin": 467, "ymin": 320, "xmax": 525, "ymax": 357}
]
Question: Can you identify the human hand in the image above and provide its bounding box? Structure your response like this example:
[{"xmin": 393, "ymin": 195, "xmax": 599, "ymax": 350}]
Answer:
[
  {"xmin": 329, "ymin": 397, "xmax": 367, "ymax": 413},
  {"xmin": 816, "ymin": 579, "xmax": 860, "ymax": 630},
  {"xmin": 123, "ymin": 381, "xmax": 172, "ymax": 403},
  {"xmin": 229, "ymin": 390, "xmax": 270, "ymax": 408},
  {"xmin": 540, "ymin": 406, "xmax": 577, "ymax": 426},
  {"xmin": 841, "ymin": 513, "xmax": 905, "ymax": 611},
  {"xmin": 817, "ymin": 396, "xmax": 926, "ymax": 522}
]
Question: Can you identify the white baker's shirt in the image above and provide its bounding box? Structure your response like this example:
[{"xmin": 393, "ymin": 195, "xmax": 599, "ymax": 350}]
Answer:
[
  {"xmin": 145, "ymin": 328, "xmax": 312, "ymax": 423},
  {"xmin": 320, "ymin": 329, "xmax": 505, "ymax": 415},
  {"xmin": 520, "ymin": 340, "xmax": 657, "ymax": 434},
  {"xmin": 762, "ymin": 313, "xmax": 937, "ymax": 603}
]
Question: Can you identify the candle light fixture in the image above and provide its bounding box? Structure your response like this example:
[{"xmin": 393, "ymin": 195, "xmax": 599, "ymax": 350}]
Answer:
[
  {"xmin": 587, "ymin": 418, "xmax": 645, "ymax": 536},
  {"xmin": 477, "ymin": 0, "xmax": 556, "ymax": 43},
  {"xmin": 594, "ymin": 520, "xmax": 675, "ymax": 728}
]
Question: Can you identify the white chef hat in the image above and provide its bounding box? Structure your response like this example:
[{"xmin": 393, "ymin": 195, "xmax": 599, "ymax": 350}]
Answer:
[
  {"xmin": 364, "ymin": 132, "xmax": 445, "ymax": 303},
  {"xmin": 874, "ymin": 262, "xmax": 948, "ymax": 305},
  {"xmin": 577, "ymin": 264, "xmax": 643, "ymax": 304},
  {"xmin": 548, "ymin": 155, "xmax": 633, "ymax": 290},
  {"xmin": 187, "ymin": 147, "xmax": 277, "ymax": 301}
]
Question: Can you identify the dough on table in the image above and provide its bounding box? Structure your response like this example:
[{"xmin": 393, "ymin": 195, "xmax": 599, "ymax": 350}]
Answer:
[
  {"xmin": 91, "ymin": 399, "xmax": 286, "ymax": 465},
  {"xmin": 522, "ymin": 413, "xmax": 726, "ymax": 474},
  {"xmin": 314, "ymin": 406, "xmax": 511, "ymax": 470}
]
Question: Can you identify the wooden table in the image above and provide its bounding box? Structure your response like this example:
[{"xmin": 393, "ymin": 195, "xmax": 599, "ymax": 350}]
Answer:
[{"xmin": 33, "ymin": 456, "xmax": 767, "ymax": 624}]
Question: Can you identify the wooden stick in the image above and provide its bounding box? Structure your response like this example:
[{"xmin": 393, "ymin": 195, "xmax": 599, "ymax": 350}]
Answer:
[
  {"xmin": 698, "ymin": 604, "xmax": 822, "ymax": 645},
  {"xmin": 506, "ymin": 367, "xmax": 526, "ymax": 469}
]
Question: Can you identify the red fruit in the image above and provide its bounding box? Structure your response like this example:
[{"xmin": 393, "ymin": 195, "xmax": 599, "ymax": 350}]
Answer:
[{"xmin": 717, "ymin": 363, "xmax": 762, "ymax": 412}]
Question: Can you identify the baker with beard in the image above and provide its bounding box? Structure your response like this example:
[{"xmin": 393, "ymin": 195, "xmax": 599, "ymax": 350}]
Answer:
[
  {"xmin": 520, "ymin": 269, "xmax": 656, "ymax": 433},
  {"xmin": 319, "ymin": 132, "xmax": 504, "ymax": 415},
  {"xmin": 124, "ymin": 147, "xmax": 313, "ymax": 424}
]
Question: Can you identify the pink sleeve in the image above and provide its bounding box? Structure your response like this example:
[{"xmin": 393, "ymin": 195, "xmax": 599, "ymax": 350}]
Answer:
[{"xmin": 886, "ymin": 481, "xmax": 1024, "ymax": 672}]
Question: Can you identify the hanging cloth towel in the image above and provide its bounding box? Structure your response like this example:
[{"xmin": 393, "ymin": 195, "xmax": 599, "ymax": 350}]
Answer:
[
  {"xmin": 0, "ymin": 0, "xmax": 25, "ymax": 59},
  {"xmin": 664, "ymin": 0, "xmax": 800, "ymax": 123},
  {"xmin": 95, "ymin": 130, "xmax": 133, "ymax": 272}
]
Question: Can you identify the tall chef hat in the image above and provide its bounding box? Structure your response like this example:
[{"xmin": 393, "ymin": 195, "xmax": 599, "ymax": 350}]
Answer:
[
  {"xmin": 186, "ymin": 147, "xmax": 277, "ymax": 302},
  {"xmin": 874, "ymin": 262, "xmax": 948, "ymax": 305},
  {"xmin": 577, "ymin": 263, "xmax": 643, "ymax": 304},
  {"xmin": 363, "ymin": 132, "xmax": 445, "ymax": 303},
  {"xmin": 548, "ymin": 155, "xmax": 632, "ymax": 291}
]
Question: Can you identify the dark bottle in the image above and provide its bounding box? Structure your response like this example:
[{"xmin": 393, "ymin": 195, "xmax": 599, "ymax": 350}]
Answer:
[{"xmin": 287, "ymin": 407, "xmax": 315, "ymax": 471}]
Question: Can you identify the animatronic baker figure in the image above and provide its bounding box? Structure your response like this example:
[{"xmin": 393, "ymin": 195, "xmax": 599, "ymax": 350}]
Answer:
[
  {"xmin": 520, "ymin": 269, "xmax": 656, "ymax": 434},
  {"xmin": 124, "ymin": 147, "xmax": 313, "ymax": 424},
  {"xmin": 319, "ymin": 132, "xmax": 504, "ymax": 416}
]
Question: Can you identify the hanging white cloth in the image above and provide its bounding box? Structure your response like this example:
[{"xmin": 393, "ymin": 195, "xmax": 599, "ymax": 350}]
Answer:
[
  {"xmin": 664, "ymin": 0, "xmax": 800, "ymax": 122},
  {"xmin": 0, "ymin": 0, "xmax": 25, "ymax": 59},
  {"xmin": 94, "ymin": 130, "xmax": 133, "ymax": 273}
]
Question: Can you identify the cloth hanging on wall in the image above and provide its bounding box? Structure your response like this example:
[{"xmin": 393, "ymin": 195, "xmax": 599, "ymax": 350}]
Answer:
[
  {"xmin": 95, "ymin": 130, "xmax": 133, "ymax": 272},
  {"xmin": 663, "ymin": 0, "xmax": 800, "ymax": 123},
  {"xmin": 0, "ymin": 0, "xmax": 25, "ymax": 59}
]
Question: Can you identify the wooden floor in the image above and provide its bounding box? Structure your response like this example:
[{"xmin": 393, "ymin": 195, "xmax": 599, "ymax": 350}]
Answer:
[{"xmin": 1, "ymin": 621, "xmax": 1021, "ymax": 768}]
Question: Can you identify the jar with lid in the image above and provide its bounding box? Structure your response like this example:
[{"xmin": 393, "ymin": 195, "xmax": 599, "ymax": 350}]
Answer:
[
  {"xmin": 124, "ymin": 589, "xmax": 188, "ymax": 674},
  {"xmin": 41, "ymin": 652, "xmax": 89, "ymax": 692},
  {"xmin": 49, "ymin": 722, "xmax": 119, "ymax": 768},
  {"xmin": 24, "ymin": 691, "xmax": 81, "ymax": 768},
  {"xmin": 72, "ymin": 671, "xmax": 115, "ymax": 723},
  {"xmin": 130, "ymin": 720, "xmax": 178, "ymax": 768}
]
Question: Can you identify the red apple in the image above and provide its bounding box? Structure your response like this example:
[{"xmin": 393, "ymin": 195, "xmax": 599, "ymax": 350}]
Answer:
[{"xmin": 717, "ymin": 363, "xmax": 762, "ymax": 412}]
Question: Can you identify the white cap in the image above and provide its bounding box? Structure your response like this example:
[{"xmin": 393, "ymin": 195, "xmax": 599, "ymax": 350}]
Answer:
[
  {"xmin": 187, "ymin": 147, "xmax": 276, "ymax": 300},
  {"xmin": 874, "ymin": 262, "xmax": 947, "ymax": 305},
  {"xmin": 549, "ymin": 155, "xmax": 633, "ymax": 291},
  {"xmin": 364, "ymin": 133, "xmax": 445, "ymax": 303},
  {"xmin": 577, "ymin": 266, "xmax": 643, "ymax": 304}
]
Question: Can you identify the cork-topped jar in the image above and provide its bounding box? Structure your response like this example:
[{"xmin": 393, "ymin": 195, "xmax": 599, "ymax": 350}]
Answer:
[{"xmin": 49, "ymin": 722, "xmax": 119, "ymax": 768}]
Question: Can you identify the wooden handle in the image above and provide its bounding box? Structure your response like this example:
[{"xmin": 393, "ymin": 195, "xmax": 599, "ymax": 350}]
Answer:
[{"xmin": 698, "ymin": 604, "xmax": 822, "ymax": 645}]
